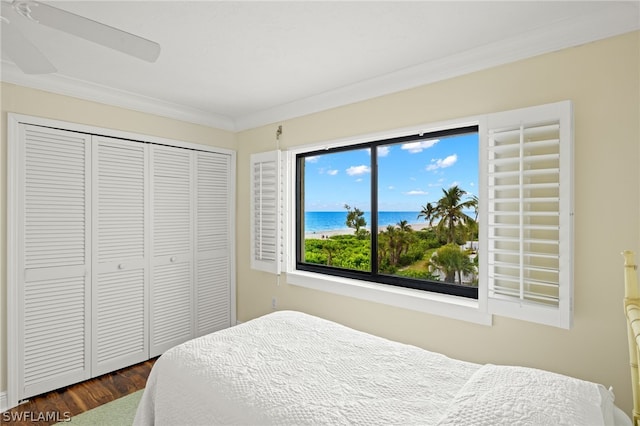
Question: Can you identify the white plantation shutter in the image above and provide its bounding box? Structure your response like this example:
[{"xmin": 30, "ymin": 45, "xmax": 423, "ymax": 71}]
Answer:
[
  {"xmin": 149, "ymin": 145, "xmax": 194, "ymax": 356},
  {"xmin": 92, "ymin": 136, "xmax": 148, "ymax": 375},
  {"xmin": 15, "ymin": 125, "xmax": 92, "ymax": 399},
  {"xmin": 250, "ymin": 150, "xmax": 282, "ymax": 273},
  {"xmin": 483, "ymin": 100, "xmax": 573, "ymax": 328},
  {"xmin": 194, "ymin": 151, "xmax": 233, "ymax": 336}
]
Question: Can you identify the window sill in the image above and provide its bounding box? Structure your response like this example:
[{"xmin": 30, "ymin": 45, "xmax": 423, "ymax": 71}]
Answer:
[{"xmin": 286, "ymin": 270, "xmax": 492, "ymax": 326}]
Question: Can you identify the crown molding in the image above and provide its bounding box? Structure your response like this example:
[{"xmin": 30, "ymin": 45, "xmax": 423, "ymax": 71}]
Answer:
[
  {"xmin": 0, "ymin": 62, "xmax": 236, "ymax": 131},
  {"xmin": 2, "ymin": 3, "xmax": 638, "ymax": 133},
  {"xmin": 235, "ymin": 4, "xmax": 640, "ymax": 131}
]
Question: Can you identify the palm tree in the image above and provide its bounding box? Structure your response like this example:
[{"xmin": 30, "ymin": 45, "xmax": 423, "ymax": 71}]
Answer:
[
  {"xmin": 429, "ymin": 244, "xmax": 459, "ymax": 283},
  {"xmin": 417, "ymin": 202, "xmax": 437, "ymax": 227},
  {"xmin": 429, "ymin": 244, "xmax": 476, "ymax": 284},
  {"xmin": 397, "ymin": 220, "xmax": 412, "ymax": 232},
  {"xmin": 456, "ymin": 253, "xmax": 476, "ymax": 285},
  {"xmin": 396, "ymin": 220, "xmax": 412, "ymax": 257},
  {"xmin": 470, "ymin": 194, "xmax": 479, "ymax": 221},
  {"xmin": 425, "ymin": 186, "xmax": 476, "ymax": 244}
]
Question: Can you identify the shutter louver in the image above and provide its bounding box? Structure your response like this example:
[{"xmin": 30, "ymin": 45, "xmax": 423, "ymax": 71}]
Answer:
[
  {"xmin": 485, "ymin": 101, "xmax": 573, "ymax": 329},
  {"xmin": 250, "ymin": 151, "xmax": 281, "ymax": 273}
]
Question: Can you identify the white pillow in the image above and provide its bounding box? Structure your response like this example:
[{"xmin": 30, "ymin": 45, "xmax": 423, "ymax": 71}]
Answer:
[{"xmin": 437, "ymin": 364, "xmax": 615, "ymax": 426}]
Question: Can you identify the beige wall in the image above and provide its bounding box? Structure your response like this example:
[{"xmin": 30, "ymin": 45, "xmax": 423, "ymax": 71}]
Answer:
[
  {"xmin": 236, "ymin": 31, "xmax": 640, "ymax": 415},
  {"xmin": 0, "ymin": 83, "xmax": 236, "ymax": 394},
  {"xmin": 1, "ymin": 31, "xmax": 638, "ymax": 415}
]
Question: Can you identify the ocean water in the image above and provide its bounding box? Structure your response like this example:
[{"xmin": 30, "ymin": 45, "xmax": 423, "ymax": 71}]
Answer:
[{"xmin": 305, "ymin": 211, "xmax": 425, "ymax": 233}]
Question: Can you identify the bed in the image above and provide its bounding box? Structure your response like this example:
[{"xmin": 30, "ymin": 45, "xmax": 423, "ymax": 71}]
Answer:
[{"xmin": 134, "ymin": 253, "xmax": 640, "ymax": 426}]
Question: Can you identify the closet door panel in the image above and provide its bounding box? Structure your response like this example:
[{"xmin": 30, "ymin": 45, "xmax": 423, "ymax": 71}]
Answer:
[
  {"xmin": 150, "ymin": 145, "xmax": 194, "ymax": 356},
  {"xmin": 195, "ymin": 152, "xmax": 232, "ymax": 336},
  {"xmin": 18, "ymin": 125, "xmax": 91, "ymax": 399},
  {"xmin": 196, "ymin": 257, "xmax": 230, "ymax": 335},
  {"xmin": 92, "ymin": 136, "xmax": 149, "ymax": 375},
  {"xmin": 152, "ymin": 259, "xmax": 192, "ymax": 350}
]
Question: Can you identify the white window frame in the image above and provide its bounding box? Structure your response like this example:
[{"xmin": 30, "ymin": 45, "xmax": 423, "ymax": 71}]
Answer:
[
  {"xmin": 253, "ymin": 101, "xmax": 573, "ymax": 329},
  {"xmin": 283, "ymin": 117, "xmax": 491, "ymax": 325}
]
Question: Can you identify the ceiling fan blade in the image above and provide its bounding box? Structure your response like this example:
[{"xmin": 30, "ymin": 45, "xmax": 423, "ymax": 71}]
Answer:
[
  {"xmin": 1, "ymin": 19, "xmax": 57, "ymax": 74},
  {"xmin": 21, "ymin": 1, "xmax": 161, "ymax": 63}
]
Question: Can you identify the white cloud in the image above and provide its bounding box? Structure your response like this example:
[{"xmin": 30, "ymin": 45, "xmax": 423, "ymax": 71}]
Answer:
[
  {"xmin": 426, "ymin": 154, "xmax": 458, "ymax": 171},
  {"xmin": 377, "ymin": 146, "xmax": 390, "ymax": 157},
  {"xmin": 401, "ymin": 139, "xmax": 439, "ymax": 153},
  {"xmin": 404, "ymin": 190, "xmax": 428, "ymax": 196},
  {"xmin": 327, "ymin": 169, "xmax": 338, "ymax": 176},
  {"xmin": 346, "ymin": 165, "xmax": 371, "ymax": 176},
  {"xmin": 388, "ymin": 185, "xmax": 395, "ymax": 190},
  {"xmin": 306, "ymin": 156, "xmax": 319, "ymax": 163}
]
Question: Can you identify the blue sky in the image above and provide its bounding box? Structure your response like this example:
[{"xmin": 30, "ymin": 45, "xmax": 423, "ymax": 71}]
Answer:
[{"xmin": 304, "ymin": 132, "xmax": 478, "ymax": 212}]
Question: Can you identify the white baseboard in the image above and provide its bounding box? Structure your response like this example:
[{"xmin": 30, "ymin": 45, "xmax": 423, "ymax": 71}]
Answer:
[{"xmin": 0, "ymin": 391, "xmax": 8, "ymax": 412}]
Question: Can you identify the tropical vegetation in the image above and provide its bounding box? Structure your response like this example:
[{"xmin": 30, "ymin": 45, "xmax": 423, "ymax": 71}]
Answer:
[{"xmin": 304, "ymin": 185, "xmax": 479, "ymax": 286}]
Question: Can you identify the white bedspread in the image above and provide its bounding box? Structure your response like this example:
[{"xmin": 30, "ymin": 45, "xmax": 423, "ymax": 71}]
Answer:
[{"xmin": 134, "ymin": 310, "xmax": 614, "ymax": 426}]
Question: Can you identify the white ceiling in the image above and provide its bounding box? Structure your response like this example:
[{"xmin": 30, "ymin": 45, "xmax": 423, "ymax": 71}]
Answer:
[{"xmin": 2, "ymin": 1, "xmax": 639, "ymax": 131}]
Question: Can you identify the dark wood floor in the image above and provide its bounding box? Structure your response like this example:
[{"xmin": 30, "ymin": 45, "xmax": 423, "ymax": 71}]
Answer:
[{"xmin": 1, "ymin": 358, "xmax": 156, "ymax": 426}]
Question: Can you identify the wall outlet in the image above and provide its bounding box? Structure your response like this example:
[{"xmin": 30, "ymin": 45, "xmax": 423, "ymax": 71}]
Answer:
[{"xmin": 271, "ymin": 296, "xmax": 277, "ymax": 310}]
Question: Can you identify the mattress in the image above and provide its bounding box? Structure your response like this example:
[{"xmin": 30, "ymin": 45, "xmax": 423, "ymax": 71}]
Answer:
[{"xmin": 134, "ymin": 310, "xmax": 619, "ymax": 425}]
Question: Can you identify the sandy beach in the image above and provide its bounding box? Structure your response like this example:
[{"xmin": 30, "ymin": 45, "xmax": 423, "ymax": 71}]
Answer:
[{"xmin": 305, "ymin": 222, "xmax": 432, "ymax": 239}]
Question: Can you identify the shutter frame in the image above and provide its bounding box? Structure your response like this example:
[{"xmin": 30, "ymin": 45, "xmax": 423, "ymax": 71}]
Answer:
[
  {"xmin": 482, "ymin": 100, "xmax": 574, "ymax": 329},
  {"xmin": 250, "ymin": 150, "xmax": 282, "ymax": 274}
]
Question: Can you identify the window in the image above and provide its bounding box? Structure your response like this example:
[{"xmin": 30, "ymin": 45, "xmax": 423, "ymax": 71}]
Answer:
[
  {"xmin": 295, "ymin": 126, "xmax": 479, "ymax": 298},
  {"xmin": 250, "ymin": 100, "xmax": 573, "ymax": 328}
]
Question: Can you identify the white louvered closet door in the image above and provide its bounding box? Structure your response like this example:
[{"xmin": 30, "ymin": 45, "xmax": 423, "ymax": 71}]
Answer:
[
  {"xmin": 150, "ymin": 145, "xmax": 194, "ymax": 356},
  {"xmin": 16, "ymin": 124, "xmax": 91, "ymax": 400},
  {"xmin": 194, "ymin": 152, "xmax": 233, "ymax": 336},
  {"xmin": 92, "ymin": 136, "xmax": 149, "ymax": 375}
]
